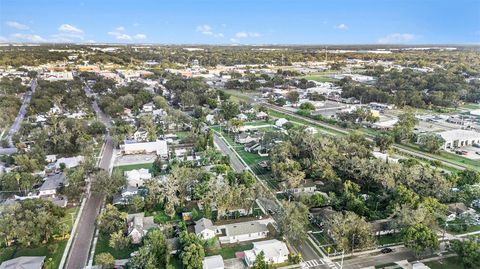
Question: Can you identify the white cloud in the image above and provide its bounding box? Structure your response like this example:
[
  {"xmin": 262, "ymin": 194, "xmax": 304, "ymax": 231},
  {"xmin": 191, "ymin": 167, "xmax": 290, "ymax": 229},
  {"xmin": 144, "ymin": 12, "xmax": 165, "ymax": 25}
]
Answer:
[
  {"xmin": 230, "ymin": 38, "xmax": 238, "ymax": 43},
  {"xmin": 108, "ymin": 28, "xmax": 146, "ymax": 41},
  {"xmin": 11, "ymin": 33, "xmax": 46, "ymax": 42},
  {"xmin": 378, "ymin": 33, "xmax": 416, "ymax": 44},
  {"xmin": 235, "ymin": 31, "xmax": 260, "ymax": 38},
  {"xmin": 196, "ymin": 24, "xmax": 224, "ymax": 38},
  {"xmin": 133, "ymin": 34, "xmax": 147, "ymax": 40},
  {"xmin": 86, "ymin": 39, "xmax": 96, "ymax": 43},
  {"xmin": 6, "ymin": 21, "xmax": 29, "ymax": 30},
  {"xmin": 58, "ymin": 24, "xmax": 83, "ymax": 34},
  {"xmin": 335, "ymin": 24, "xmax": 348, "ymax": 30}
]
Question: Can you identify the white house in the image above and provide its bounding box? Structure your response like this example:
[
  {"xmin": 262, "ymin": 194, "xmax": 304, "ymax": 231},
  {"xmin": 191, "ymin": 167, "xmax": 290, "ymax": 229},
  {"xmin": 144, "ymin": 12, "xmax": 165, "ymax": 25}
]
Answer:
[
  {"xmin": 244, "ymin": 240, "xmax": 289, "ymax": 266},
  {"xmin": 124, "ymin": 140, "xmax": 169, "ymax": 158},
  {"xmin": 142, "ymin": 103, "xmax": 155, "ymax": 112},
  {"xmin": 275, "ymin": 118, "xmax": 288, "ymax": 127},
  {"xmin": 217, "ymin": 220, "xmax": 270, "ymax": 244},
  {"xmin": 237, "ymin": 113, "xmax": 248, "ymax": 121},
  {"xmin": 55, "ymin": 156, "xmax": 84, "ymax": 169},
  {"xmin": 195, "ymin": 218, "xmax": 217, "ymax": 240},
  {"xmin": 0, "ymin": 256, "xmax": 45, "ymax": 269},
  {"xmin": 124, "ymin": 168, "xmax": 152, "ymax": 187},
  {"xmin": 256, "ymin": 111, "xmax": 268, "ymax": 120},
  {"xmin": 437, "ymin": 129, "xmax": 480, "ymax": 149},
  {"xmin": 202, "ymin": 255, "xmax": 224, "ymax": 269}
]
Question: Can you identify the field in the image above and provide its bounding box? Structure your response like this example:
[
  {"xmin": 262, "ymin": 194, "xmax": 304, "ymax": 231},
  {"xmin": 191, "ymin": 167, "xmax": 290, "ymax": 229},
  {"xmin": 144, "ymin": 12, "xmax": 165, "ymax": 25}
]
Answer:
[
  {"xmin": 424, "ymin": 256, "xmax": 465, "ymax": 269},
  {"xmin": 94, "ymin": 234, "xmax": 140, "ymax": 260},
  {"xmin": 302, "ymin": 74, "xmax": 336, "ymax": 82},
  {"xmin": 114, "ymin": 163, "xmax": 154, "ymax": 174}
]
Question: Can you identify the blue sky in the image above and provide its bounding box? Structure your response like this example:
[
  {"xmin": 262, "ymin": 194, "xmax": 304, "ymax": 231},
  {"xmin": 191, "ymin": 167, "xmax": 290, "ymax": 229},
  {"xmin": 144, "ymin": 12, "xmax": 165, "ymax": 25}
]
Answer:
[{"xmin": 0, "ymin": 0, "xmax": 479, "ymax": 44}]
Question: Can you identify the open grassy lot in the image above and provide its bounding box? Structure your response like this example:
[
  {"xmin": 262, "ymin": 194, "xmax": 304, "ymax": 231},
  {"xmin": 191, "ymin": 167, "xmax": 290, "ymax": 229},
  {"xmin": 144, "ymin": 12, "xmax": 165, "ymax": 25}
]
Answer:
[
  {"xmin": 302, "ymin": 75, "xmax": 337, "ymax": 82},
  {"xmin": 94, "ymin": 234, "xmax": 140, "ymax": 260},
  {"xmin": 424, "ymin": 256, "xmax": 465, "ymax": 269},
  {"xmin": 461, "ymin": 103, "xmax": 480, "ymax": 110},
  {"xmin": 114, "ymin": 163, "xmax": 154, "ymax": 174},
  {"xmin": 377, "ymin": 234, "xmax": 403, "ymax": 246},
  {"xmin": 206, "ymin": 242, "xmax": 253, "ymax": 259}
]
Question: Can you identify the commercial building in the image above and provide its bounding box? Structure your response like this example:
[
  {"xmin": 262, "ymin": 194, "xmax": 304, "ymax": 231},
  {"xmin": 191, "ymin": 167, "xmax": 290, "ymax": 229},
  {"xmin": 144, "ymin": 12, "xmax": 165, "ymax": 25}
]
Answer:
[{"xmin": 437, "ymin": 129, "xmax": 480, "ymax": 149}]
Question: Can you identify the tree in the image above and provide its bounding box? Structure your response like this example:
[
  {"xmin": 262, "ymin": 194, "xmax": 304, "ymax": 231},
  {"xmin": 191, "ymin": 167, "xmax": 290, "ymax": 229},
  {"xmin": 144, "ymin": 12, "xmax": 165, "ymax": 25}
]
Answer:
[
  {"xmin": 450, "ymin": 239, "xmax": 480, "ymax": 269},
  {"xmin": 286, "ymin": 91, "xmax": 300, "ymax": 105},
  {"xmin": 402, "ymin": 223, "xmax": 439, "ymax": 256},
  {"xmin": 221, "ymin": 100, "xmax": 240, "ymax": 120},
  {"xmin": 179, "ymin": 232, "xmax": 205, "ymax": 269},
  {"xmin": 272, "ymin": 159, "xmax": 305, "ymax": 190},
  {"xmin": 457, "ymin": 169, "xmax": 480, "ymax": 186},
  {"xmin": 417, "ymin": 133, "xmax": 444, "ymax": 153},
  {"xmin": 238, "ymin": 171, "xmax": 256, "ymax": 188},
  {"xmin": 109, "ymin": 230, "xmax": 131, "ymax": 250},
  {"xmin": 279, "ymin": 202, "xmax": 309, "ymax": 244},
  {"xmin": 128, "ymin": 229, "xmax": 170, "ymax": 268},
  {"xmin": 92, "ymin": 169, "xmax": 126, "ymax": 198},
  {"xmin": 252, "ymin": 251, "xmax": 267, "ymax": 269},
  {"xmin": 95, "ymin": 253, "xmax": 115, "ymax": 269},
  {"xmin": 374, "ymin": 133, "xmax": 394, "ymax": 152},
  {"xmin": 326, "ymin": 211, "xmax": 376, "ymax": 252},
  {"xmin": 128, "ymin": 195, "xmax": 145, "ymax": 213},
  {"xmin": 97, "ymin": 204, "xmax": 127, "ymax": 234},
  {"xmin": 393, "ymin": 112, "xmax": 418, "ymax": 143},
  {"xmin": 299, "ymin": 102, "xmax": 315, "ymax": 110}
]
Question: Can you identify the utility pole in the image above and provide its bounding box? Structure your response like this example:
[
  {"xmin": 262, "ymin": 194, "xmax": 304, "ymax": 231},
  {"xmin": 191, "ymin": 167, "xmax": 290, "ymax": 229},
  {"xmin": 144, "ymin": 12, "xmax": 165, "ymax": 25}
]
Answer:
[{"xmin": 351, "ymin": 234, "xmax": 355, "ymax": 255}]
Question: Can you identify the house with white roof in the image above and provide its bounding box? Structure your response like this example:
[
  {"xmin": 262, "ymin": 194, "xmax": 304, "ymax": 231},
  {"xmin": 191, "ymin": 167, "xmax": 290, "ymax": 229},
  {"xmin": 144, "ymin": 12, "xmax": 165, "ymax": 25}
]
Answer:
[
  {"xmin": 437, "ymin": 129, "xmax": 480, "ymax": 149},
  {"xmin": 55, "ymin": 156, "xmax": 84, "ymax": 169},
  {"xmin": 0, "ymin": 256, "xmax": 45, "ymax": 269},
  {"xmin": 275, "ymin": 118, "xmax": 288, "ymax": 127},
  {"xmin": 244, "ymin": 239, "xmax": 289, "ymax": 266},
  {"xmin": 125, "ymin": 168, "xmax": 152, "ymax": 187},
  {"xmin": 194, "ymin": 218, "xmax": 272, "ymax": 244},
  {"xmin": 124, "ymin": 140, "xmax": 168, "ymax": 158},
  {"xmin": 202, "ymin": 255, "xmax": 224, "ymax": 269}
]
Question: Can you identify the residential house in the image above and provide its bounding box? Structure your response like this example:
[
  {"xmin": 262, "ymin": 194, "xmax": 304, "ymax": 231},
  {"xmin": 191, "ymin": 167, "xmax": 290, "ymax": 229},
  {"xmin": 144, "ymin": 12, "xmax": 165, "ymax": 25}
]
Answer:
[
  {"xmin": 446, "ymin": 202, "xmax": 479, "ymax": 222},
  {"xmin": 237, "ymin": 113, "xmax": 248, "ymax": 121},
  {"xmin": 39, "ymin": 173, "xmax": 66, "ymax": 197},
  {"xmin": 133, "ymin": 129, "xmax": 149, "ymax": 142},
  {"xmin": 142, "ymin": 103, "xmax": 155, "ymax": 112},
  {"xmin": 244, "ymin": 240, "xmax": 289, "ymax": 266},
  {"xmin": 195, "ymin": 218, "xmax": 217, "ymax": 240},
  {"xmin": 0, "ymin": 256, "xmax": 46, "ymax": 269},
  {"xmin": 256, "ymin": 111, "xmax": 268, "ymax": 120},
  {"xmin": 217, "ymin": 219, "xmax": 270, "ymax": 244},
  {"xmin": 235, "ymin": 133, "xmax": 261, "ymax": 144},
  {"xmin": 275, "ymin": 118, "xmax": 288, "ymax": 127},
  {"xmin": 55, "ymin": 156, "xmax": 84, "ymax": 169},
  {"xmin": 288, "ymin": 179, "xmax": 317, "ymax": 196},
  {"xmin": 125, "ymin": 168, "xmax": 152, "ymax": 187},
  {"xmin": 202, "ymin": 255, "xmax": 224, "ymax": 269},
  {"xmin": 127, "ymin": 212, "xmax": 159, "ymax": 244}
]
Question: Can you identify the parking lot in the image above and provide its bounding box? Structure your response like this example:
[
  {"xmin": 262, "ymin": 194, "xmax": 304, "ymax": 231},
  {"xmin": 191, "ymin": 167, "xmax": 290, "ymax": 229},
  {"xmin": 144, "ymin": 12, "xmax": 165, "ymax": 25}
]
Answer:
[
  {"xmin": 114, "ymin": 153, "xmax": 157, "ymax": 166},
  {"xmin": 446, "ymin": 146, "xmax": 480, "ymax": 160}
]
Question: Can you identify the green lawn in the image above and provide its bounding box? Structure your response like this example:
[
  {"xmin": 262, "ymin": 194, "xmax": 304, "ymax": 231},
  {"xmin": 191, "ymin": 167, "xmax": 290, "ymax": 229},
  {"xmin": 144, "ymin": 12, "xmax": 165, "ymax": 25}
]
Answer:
[
  {"xmin": 114, "ymin": 163, "xmax": 154, "ymax": 174},
  {"xmin": 145, "ymin": 209, "xmax": 182, "ymax": 224},
  {"xmin": 311, "ymin": 232, "xmax": 332, "ymax": 246},
  {"xmin": 302, "ymin": 75, "xmax": 337, "ymax": 82},
  {"xmin": 94, "ymin": 234, "xmax": 140, "ymax": 260},
  {"xmin": 217, "ymin": 243, "xmax": 253, "ymax": 259},
  {"xmin": 461, "ymin": 103, "xmax": 480, "ymax": 109},
  {"xmin": 377, "ymin": 234, "xmax": 402, "ymax": 246},
  {"xmin": 447, "ymin": 224, "xmax": 480, "ymax": 235},
  {"xmin": 424, "ymin": 256, "xmax": 465, "ymax": 269},
  {"xmin": 0, "ymin": 241, "xmax": 68, "ymax": 268}
]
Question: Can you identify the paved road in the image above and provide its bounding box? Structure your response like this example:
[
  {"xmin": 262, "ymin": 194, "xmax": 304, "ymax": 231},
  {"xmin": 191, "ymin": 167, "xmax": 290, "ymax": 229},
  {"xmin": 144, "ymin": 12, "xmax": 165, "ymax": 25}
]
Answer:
[
  {"xmin": 213, "ymin": 134, "xmax": 246, "ymax": 172},
  {"xmin": 64, "ymin": 84, "xmax": 114, "ymax": 269},
  {"xmin": 213, "ymin": 133, "xmax": 325, "ymax": 267},
  {"xmin": 340, "ymin": 247, "xmax": 414, "ymax": 269},
  {"xmin": 0, "ymin": 78, "xmax": 37, "ymax": 153}
]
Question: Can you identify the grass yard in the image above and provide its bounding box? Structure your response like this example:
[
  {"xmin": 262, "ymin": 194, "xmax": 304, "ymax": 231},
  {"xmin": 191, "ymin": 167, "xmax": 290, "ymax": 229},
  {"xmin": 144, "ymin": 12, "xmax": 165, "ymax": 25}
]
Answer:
[
  {"xmin": 424, "ymin": 256, "xmax": 465, "ymax": 269},
  {"xmin": 302, "ymin": 75, "xmax": 336, "ymax": 82},
  {"xmin": 461, "ymin": 103, "xmax": 480, "ymax": 109},
  {"xmin": 94, "ymin": 234, "xmax": 140, "ymax": 260},
  {"xmin": 447, "ymin": 224, "xmax": 480, "ymax": 235},
  {"xmin": 114, "ymin": 163, "xmax": 154, "ymax": 174},
  {"xmin": 218, "ymin": 243, "xmax": 253, "ymax": 259},
  {"xmin": 377, "ymin": 234, "xmax": 403, "ymax": 246},
  {"xmin": 311, "ymin": 232, "xmax": 332, "ymax": 246},
  {"xmin": 0, "ymin": 241, "xmax": 68, "ymax": 268}
]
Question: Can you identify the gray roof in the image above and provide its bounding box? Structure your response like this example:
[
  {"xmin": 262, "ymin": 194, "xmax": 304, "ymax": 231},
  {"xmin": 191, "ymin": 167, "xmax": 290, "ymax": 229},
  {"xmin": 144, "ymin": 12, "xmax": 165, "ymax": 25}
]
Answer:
[
  {"xmin": 223, "ymin": 220, "xmax": 268, "ymax": 236},
  {"xmin": 203, "ymin": 255, "xmax": 224, "ymax": 269},
  {"xmin": 195, "ymin": 218, "xmax": 215, "ymax": 234},
  {"xmin": 0, "ymin": 256, "xmax": 46, "ymax": 269},
  {"xmin": 39, "ymin": 173, "xmax": 66, "ymax": 192}
]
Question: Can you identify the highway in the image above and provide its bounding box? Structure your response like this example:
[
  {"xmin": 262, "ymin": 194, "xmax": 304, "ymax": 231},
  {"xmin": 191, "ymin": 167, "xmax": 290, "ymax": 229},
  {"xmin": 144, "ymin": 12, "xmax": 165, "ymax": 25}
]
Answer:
[{"xmin": 64, "ymin": 84, "xmax": 113, "ymax": 269}]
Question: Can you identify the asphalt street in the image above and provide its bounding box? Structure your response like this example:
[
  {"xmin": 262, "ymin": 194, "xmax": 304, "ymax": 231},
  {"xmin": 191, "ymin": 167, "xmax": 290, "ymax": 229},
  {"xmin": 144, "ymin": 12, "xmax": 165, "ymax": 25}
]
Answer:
[
  {"xmin": 213, "ymin": 134, "xmax": 246, "ymax": 172},
  {"xmin": 64, "ymin": 84, "xmax": 114, "ymax": 269}
]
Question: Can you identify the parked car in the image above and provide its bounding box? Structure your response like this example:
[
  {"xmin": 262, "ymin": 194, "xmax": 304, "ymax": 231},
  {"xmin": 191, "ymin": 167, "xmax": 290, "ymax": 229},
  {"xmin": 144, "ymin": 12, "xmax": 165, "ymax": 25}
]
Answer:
[{"xmin": 380, "ymin": 247, "xmax": 393, "ymax": 254}]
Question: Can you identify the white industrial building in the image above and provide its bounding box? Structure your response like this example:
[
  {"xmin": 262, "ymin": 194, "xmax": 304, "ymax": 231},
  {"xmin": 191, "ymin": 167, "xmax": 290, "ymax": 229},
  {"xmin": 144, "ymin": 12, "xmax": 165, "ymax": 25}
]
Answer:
[
  {"xmin": 437, "ymin": 129, "xmax": 480, "ymax": 149},
  {"xmin": 123, "ymin": 140, "xmax": 168, "ymax": 158}
]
